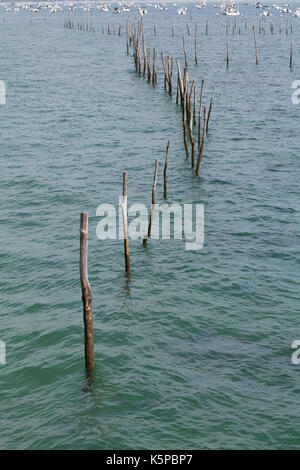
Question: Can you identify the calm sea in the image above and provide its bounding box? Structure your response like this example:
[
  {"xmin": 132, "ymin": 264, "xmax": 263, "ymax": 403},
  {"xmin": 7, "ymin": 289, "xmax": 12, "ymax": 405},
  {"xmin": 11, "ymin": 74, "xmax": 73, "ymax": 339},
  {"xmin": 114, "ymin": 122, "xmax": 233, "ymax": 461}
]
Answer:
[{"xmin": 0, "ymin": 2, "xmax": 300, "ymax": 449}]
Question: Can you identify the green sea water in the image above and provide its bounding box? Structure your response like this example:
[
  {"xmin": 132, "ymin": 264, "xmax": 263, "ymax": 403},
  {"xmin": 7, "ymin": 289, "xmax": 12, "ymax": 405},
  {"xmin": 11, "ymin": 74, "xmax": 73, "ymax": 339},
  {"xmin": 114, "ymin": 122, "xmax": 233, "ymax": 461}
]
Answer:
[{"xmin": 0, "ymin": 3, "xmax": 300, "ymax": 449}]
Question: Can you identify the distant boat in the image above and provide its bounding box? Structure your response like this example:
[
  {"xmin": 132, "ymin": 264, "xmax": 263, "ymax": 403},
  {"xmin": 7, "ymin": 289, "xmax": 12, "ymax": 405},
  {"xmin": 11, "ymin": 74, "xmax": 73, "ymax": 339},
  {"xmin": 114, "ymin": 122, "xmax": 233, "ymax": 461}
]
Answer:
[
  {"xmin": 220, "ymin": 2, "xmax": 241, "ymax": 15},
  {"xmin": 139, "ymin": 7, "xmax": 147, "ymax": 15},
  {"xmin": 225, "ymin": 8, "xmax": 241, "ymax": 15},
  {"xmin": 294, "ymin": 7, "xmax": 300, "ymax": 17},
  {"xmin": 177, "ymin": 7, "xmax": 187, "ymax": 15}
]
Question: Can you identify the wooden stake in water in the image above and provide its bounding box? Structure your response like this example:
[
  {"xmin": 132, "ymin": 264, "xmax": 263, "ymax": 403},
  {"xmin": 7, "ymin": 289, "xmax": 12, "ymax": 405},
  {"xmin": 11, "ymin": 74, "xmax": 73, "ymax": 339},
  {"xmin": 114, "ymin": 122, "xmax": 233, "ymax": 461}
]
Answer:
[
  {"xmin": 152, "ymin": 48, "xmax": 157, "ymax": 84},
  {"xmin": 143, "ymin": 160, "xmax": 159, "ymax": 247},
  {"xmin": 253, "ymin": 28, "xmax": 259, "ymax": 65},
  {"xmin": 206, "ymin": 86, "xmax": 216, "ymax": 133},
  {"xmin": 198, "ymin": 79, "xmax": 204, "ymax": 148},
  {"xmin": 182, "ymin": 71, "xmax": 190, "ymax": 160},
  {"xmin": 195, "ymin": 22, "xmax": 198, "ymax": 66},
  {"xmin": 177, "ymin": 59, "xmax": 184, "ymax": 105},
  {"xmin": 183, "ymin": 36, "xmax": 188, "ymax": 68},
  {"xmin": 121, "ymin": 172, "xmax": 130, "ymax": 275},
  {"xmin": 189, "ymin": 81, "xmax": 196, "ymax": 168},
  {"xmin": 226, "ymin": 40, "xmax": 229, "ymax": 69},
  {"xmin": 290, "ymin": 42, "xmax": 293, "ymax": 69},
  {"xmin": 164, "ymin": 141, "xmax": 170, "ymax": 199},
  {"xmin": 80, "ymin": 213, "xmax": 95, "ymax": 373},
  {"xmin": 195, "ymin": 107, "xmax": 207, "ymax": 176}
]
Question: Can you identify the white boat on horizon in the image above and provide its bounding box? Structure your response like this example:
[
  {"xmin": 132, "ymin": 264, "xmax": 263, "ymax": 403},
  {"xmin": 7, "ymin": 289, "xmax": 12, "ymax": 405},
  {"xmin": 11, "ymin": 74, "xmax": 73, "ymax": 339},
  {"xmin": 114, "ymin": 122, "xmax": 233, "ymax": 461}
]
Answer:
[
  {"xmin": 294, "ymin": 7, "xmax": 300, "ymax": 17},
  {"xmin": 177, "ymin": 7, "xmax": 187, "ymax": 15}
]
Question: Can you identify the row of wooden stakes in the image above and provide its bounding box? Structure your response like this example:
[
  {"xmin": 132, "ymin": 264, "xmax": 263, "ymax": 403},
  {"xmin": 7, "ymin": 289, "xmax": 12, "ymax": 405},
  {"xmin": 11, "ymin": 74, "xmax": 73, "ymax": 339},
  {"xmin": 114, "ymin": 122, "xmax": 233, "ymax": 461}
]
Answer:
[
  {"xmin": 127, "ymin": 19, "xmax": 215, "ymax": 176},
  {"xmin": 80, "ymin": 151, "xmax": 168, "ymax": 373}
]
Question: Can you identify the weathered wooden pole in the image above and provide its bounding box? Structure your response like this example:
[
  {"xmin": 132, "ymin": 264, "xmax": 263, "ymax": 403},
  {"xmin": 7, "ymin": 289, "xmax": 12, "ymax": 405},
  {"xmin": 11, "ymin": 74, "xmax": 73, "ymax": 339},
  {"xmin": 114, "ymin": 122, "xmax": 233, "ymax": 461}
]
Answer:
[
  {"xmin": 189, "ymin": 81, "xmax": 196, "ymax": 168},
  {"xmin": 253, "ymin": 28, "xmax": 259, "ymax": 65},
  {"xmin": 195, "ymin": 107, "xmax": 207, "ymax": 176},
  {"xmin": 195, "ymin": 22, "xmax": 198, "ymax": 65},
  {"xmin": 198, "ymin": 79, "xmax": 204, "ymax": 148},
  {"xmin": 226, "ymin": 40, "xmax": 229, "ymax": 69},
  {"xmin": 164, "ymin": 141, "xmax": 170, "ymax": 199},
  {"xmin": 183, "ymin": 36, "xmax": 188, "ymax": 68},
  {"xmin": 121, "ymin": 172, "xmax": 130, "ymax": 275},
  {"xmin": 152, "ymin": 48, "xmax": 157, "ymax": 85},
  {"xmin": 80, "ymin": 213, "xmax": 95, "ymax": 373},
  {"xmin": 206, "ymin": 86, "xmax": 216, "ymax": 133},
  {"xmin": 143, "ymin": 39, "xmax": 146, "ymax": 76},
  {"xmin": 177, "ymin": 59, "xmax": 184, "ymax": 105},
  {"xmin": 147, "ymin": 48, "xmax": 151, "ymax": 82},
  {"xmin": 182, "ymin": 69, "xmax": 190, "ymax": 160},
  {"xmin": 126, "ymin": 21, "xmax": 129, "ymax": 54},
  {"xmin": 193, "ymin": 84, "xmax": 197, "ymax": 126},
  {"xmin": 143, "ymin": 160, "xmax": 159, "ymax": 247},
  {"xmin": 290, "ymin": 42, "xmax": 293, "ymax": 69}
]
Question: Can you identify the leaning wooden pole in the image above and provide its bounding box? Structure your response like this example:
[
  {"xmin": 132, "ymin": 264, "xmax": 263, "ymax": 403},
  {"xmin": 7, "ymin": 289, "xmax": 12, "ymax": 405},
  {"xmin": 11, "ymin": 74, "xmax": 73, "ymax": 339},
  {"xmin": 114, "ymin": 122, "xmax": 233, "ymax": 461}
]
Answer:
[
  {"xmin": 121, "ymin": 172, "xmax": 130, "ymax": 275},
  {"xmin": 80, "ymin": 213, "xmax": 95, "ymax": 373},
  {"xmin": 206, "ymin": 86, "xmax": 216, "ymax": 133},
  {"xmin": 143, "ymin": 160, "xmax": 159, "ymax": 247}
]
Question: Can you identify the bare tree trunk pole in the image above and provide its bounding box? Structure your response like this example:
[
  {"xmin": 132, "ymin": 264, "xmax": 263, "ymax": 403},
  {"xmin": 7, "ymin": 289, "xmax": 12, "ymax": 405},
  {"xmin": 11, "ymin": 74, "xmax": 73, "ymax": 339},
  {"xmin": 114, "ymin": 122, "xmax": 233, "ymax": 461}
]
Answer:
[
  {"xmin": 183, "ymin": 36, "xmax": 188, "ymax": 68},
  {"xmin": 80, "ymin": 213, "xmax": 95, "ymax": 373},
  {"xmin": 198, "ymin": 79, "xmax": 204, "ymax": 148},
  {"xmin": 253, "ymin": 28, "xmax": 259, "ymax": 65},
  {"xmin": 195, "ymin": 107, "xmax": 207, "ymax": 176},
  {"xmin": 189, "ymin": 81, "xmax": 196, "ymax": 168},
  {"xmin": 164, "ymin": 141, "xmax": 170, "ymax": 199},
  {"xmin": 143, "ymin": 160, "xmax": 159, "ymax": 247},
  {"xmin": 183, "ymin": 89, "xmax": 190, "ymax": 160},
  {"xmin": 206, "ymin": 86, "xmax": 216, "ymax": 133},
  {"xmin": 195, "ymin": 22, "xmax": 198, "ymax": 65},
  {"xmin": 226, "ymin": 40, "xmax": 229, "ymax": 69},
  {"xmin": 177, "ymin": 60, "xmax": 184, "ymax": 105},
  {"xmin": 121, "ymin": 172, "xmax": 130, "ymax": 275}
]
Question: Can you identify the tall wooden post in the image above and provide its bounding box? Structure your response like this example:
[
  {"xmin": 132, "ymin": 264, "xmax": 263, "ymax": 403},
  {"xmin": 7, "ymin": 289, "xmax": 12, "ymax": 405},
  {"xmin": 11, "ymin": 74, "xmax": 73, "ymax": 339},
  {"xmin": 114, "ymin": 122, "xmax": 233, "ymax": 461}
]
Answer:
[
  {"xmin": 195, "ymin": 107, "xmax": 207, "ymax": 176},
  {"xmin": 80, "ymin": 213, "xmax": 95, "ymax": 373},
  {"xmin": 121, "ymin": 172, "xmax": 130, "ymax": 275},
  {"xmin": 164, "ymin": 141, "xmax": 170, "ymax": 199},
  {"xmin": 226, "ymin": 40, "xmax": 229, "ymax": 69},
  {"xmin": 253, "ymin": 28, "xmax": 259, "ymax": 65},
  {"xmin": 195, "ymin": 22, "xmax": 198, "ymax": 65},
  {"xmin": 143, "ymin": 160, "xmax": 159, "ymax": 247}
]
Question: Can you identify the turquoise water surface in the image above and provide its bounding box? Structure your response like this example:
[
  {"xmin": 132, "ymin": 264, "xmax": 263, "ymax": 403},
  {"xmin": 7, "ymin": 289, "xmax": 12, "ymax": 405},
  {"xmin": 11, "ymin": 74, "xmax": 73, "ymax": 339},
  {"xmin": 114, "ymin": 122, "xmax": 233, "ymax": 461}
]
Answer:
[{"xmin": 0, "ymin": 2, "xmax": 300, "ymax": 449}]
